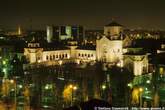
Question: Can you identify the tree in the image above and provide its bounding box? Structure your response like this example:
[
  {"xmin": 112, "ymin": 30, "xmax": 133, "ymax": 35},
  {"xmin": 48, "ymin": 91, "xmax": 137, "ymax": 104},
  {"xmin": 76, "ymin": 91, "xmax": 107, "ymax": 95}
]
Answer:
[
  {"xmin": 108, "ymin": 66, "xmax": 134, "ymax": 106},
  {"xmin": 10, "ymin": 54, "xmax": 24, "ymax": 78}
]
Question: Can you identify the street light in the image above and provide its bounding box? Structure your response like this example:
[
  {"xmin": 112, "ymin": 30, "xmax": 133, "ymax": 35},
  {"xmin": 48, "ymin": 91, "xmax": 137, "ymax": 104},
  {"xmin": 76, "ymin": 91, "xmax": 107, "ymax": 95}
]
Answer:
[
  {"xmin": 73, "ymin": 86, "xmax": 77, "ymax": 90},
  {"xmin": 2, "ymin": 60, "xmax": 6, "ymax": 65},
  {"xmin": 10, "ymin": 79, "xmax": 14, "ymax": 84},
  {"xmin": 102, "ymin": 85, "xmax": 106, "ymax": 90},
  {"xmin": 146, "ymin": 80, "xmax": 151, "ymax": 84},
  {"xmin": 69, "ymin": 84, "xmax": 77, "ymax": 106},
  {"xmin": 127, "ymin": 83, "xmax": 133, "ymax": 88},
  {"xmin": 101, "ymin": 84, "xmax": 107, "ymax": 100},
  {"xmin": 139, "ymin": 87, "xmax": 143, "ymax": 107},
  {"xmin": 139, "ymin": 88, "xmax": 143, "ymax": 92},
  {"xmin": 18, "ymin": 85, "xmax": 23, "ymax": 89},
  {"xmin": 69, "ymin": 84, "xmax": 73, "ymax": 89}
]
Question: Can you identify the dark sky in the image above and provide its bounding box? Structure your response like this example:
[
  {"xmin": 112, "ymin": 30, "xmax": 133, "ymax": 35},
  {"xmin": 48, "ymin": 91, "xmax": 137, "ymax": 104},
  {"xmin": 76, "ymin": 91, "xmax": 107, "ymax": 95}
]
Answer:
[{"xmin": 0, "ymin": 0, "xmax": 165, "ymax": 30}]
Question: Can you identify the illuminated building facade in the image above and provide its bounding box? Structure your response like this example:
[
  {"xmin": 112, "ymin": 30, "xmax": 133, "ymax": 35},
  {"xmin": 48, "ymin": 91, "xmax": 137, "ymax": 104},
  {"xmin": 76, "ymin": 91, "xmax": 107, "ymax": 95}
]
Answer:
[{"xmin": 24, "ymin": 21, "xmax": 149, "ymax": 76}]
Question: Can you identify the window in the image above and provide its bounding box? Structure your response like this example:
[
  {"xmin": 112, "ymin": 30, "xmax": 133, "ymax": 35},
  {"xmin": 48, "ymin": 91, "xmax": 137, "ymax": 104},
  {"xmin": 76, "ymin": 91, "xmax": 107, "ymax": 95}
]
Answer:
[
  {"xmin": 78, "ymin": 53, "xmax": 80, "ymax": 57},
  {"xmin": 88, "ymin": 54, "xmax": 90, "ymax": 57},
  {"xmin": 50, "ymin": 56, "xmax": 52, "ymax": 60},
  {"xmin": 65, "ymin": 54, "xmax": 67, "ymax": 58},
  {"xmin": 46, "ymin": 56, "xmax": 49, "ymax": 60},
  {"xmin": 82, "ymin": 54, "xmax": 84, "ymax": 57},
  {"xmin": 56, "ymin": 55, "xmax": 58, "ymax": 58},
  {"xmin": 91, "ymin": 54, "xmax": 93, "ymax": 57},
  {"xmin": 53, "ymin": 55, "xmax": 55, "ymax": 60},
  {"xmin": 62, "ymin": 54, "xmax": 64, "ymax": 58}
]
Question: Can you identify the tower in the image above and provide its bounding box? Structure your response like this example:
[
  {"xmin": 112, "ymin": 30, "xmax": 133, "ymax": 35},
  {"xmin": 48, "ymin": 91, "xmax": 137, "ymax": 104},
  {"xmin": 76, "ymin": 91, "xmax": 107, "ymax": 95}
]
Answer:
[
  {"xmin": 96, "ymin": 21, "xmax": 123, "ymax": 64},
  {"xmin": 18, "ymin": 25, "xmax": 22, "ymax": 35},
  {"xmin": 47, "ymin": 26, "xmax": 53, "ymax": 43}
]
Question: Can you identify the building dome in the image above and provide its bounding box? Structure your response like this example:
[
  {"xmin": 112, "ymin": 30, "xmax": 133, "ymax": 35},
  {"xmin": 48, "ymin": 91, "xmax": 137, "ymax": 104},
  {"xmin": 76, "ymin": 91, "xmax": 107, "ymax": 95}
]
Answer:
[
  {"xmin": 104, "ymin": 21, "xmax": 123, "ymax": 37},
  {"xmin": 105, "ymin": 21, "xmax": 123, "ymax": 27}
]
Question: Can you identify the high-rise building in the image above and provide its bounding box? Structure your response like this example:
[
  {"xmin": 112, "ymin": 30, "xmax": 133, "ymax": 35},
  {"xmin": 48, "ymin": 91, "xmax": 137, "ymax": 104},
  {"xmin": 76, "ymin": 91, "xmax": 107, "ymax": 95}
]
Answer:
[
  {"xmin": 46, "ymin": 25, "xmax": 84, "ymax": 43},
  {"xmin": 46, "ymin": 26, "xmax": 54, "ymax": 43}
]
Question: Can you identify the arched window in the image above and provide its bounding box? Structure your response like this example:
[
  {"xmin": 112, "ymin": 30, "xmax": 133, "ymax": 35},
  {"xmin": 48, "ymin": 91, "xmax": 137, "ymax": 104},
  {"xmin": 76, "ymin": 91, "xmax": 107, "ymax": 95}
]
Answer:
[
  {"xmin": 56, "ymin": 55, "xmax": 58, "ymax": 58},
  {"xmin": 62, "ymin": 54, "xmax": 64, "ymax": 58},
  {"xmin": 65, "ymin": 54, "xmax": 67, "ymax": 58},
  {"xmin": 50, "ymin": 55, "xmax": 52, "ymax": 60},
  {"xmin": 46, "ymin": 55, "xmax": 49, "ymax": 60},
  {"xmin": 59, "ymin": 55, "xmax": 61, "ymax": 59},
  {"xmin": 53, "ymin": 55, "xmax": 55, "ymax": 60}
]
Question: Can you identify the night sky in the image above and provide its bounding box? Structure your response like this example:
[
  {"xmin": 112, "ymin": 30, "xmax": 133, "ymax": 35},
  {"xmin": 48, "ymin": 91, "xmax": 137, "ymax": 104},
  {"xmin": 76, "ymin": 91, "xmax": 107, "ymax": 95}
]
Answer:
[{"xmin": 0, "ymin": 0, "xmax": 165, "ymax": 30}]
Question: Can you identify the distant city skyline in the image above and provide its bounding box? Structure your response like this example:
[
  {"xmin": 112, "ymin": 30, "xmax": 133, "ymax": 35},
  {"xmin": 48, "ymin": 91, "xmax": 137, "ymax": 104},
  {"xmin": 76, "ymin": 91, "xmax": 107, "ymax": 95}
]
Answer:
[{"xmin": 0, "ymin": 0, "xmax": 165, "ymax": 30}]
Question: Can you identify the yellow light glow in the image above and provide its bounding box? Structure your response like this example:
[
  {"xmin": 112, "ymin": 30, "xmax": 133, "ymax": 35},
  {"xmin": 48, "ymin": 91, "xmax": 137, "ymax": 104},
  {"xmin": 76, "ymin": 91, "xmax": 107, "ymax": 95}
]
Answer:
[
  {"xmin": 160, "ymin": 67, "xmax": 164, "ymax": 75},
  {"xmin": 102, "ymin": 85, "xmax": 106, "ymax": 90},
  {"xmin": 146, "ymin": 80, "xmax": 150, "ymax": 84},
  {"xmin": 2, "ymin": 60, "xmax": 6, "ymax": 65},
  {"xmin": 139, "ymin": 88, "xmax": 143, "ymax": 92},
  {"xmin": 69, "ymin": 84, "xmax": 73, "ymax": 88},
  {"xmin": 10, "ymin": 80, "xmax": 14, "ymax": 84},
  {"xmin": 59, "ymin": 60, "xmax": 62, "ymax": 65},
  {"xmin": 76, "ymin": 59, "xmax": 80, "ymax": 64},
  {"xmin": 73, "ymin": 86, "xmax": 77, "ymax": 90}
]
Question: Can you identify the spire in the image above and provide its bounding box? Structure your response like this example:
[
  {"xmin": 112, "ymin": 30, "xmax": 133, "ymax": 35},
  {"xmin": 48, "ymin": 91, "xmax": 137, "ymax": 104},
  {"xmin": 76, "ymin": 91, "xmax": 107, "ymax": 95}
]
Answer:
[{"xmin": 18, "ymin": 25, "xmax": 22, "ymax": 35}]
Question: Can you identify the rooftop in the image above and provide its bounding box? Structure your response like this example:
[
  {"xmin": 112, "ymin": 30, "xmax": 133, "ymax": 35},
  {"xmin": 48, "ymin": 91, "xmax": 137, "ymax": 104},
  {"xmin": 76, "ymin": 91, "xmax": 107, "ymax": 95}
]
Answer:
[{"xmin": 105, "ymin": 21, "xmax": 123, "ymax": 27}]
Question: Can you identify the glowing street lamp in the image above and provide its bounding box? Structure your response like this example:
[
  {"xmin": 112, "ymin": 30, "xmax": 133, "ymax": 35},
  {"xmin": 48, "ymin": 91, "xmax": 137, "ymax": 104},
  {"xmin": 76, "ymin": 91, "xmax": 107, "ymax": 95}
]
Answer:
[
  {"xmin": 2, "ymin": 60, "xmax": 7, "ymax": 65},
  {"xmin": 69, "ymin": 84, "xmax": 77, "ymax": 106},
  {"xmin": 146, "ymin": 80, "xmax": 151, "ymax": 84},
  {"xmin": 73, "ymin": 86, "xmax": 77, "ymax": 90},
  {"xmin": 18, "ymin": 85, "xmax": 23, "ymax": 89},
  {"xmin": 139, "ymin": 88, "xmax": 143, "ymax": 92},
  {"xmin": 102, "ymin": 85, "xmax": 106, "ymax": 90},
  {"xmin": 10, "ymin": 79, "xmax": 14, "ymax": 84},
  {"xmin": 69, "ymin": 84, "xmax": 73, "ymax": 89},
  {"xmin": 127, "ymin": 83, "xmax": 133, "ymax": 88},
  {"xmin": 139, "ymin": 87, "xmax": 143, "ymax": 107},
  {"xmin": 3, "ymin": 68, "xmax": 7, "ymax": 73},
  {"xmin": 45, "ymin": 85, "xmax": 49, "ymax": 90}
]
